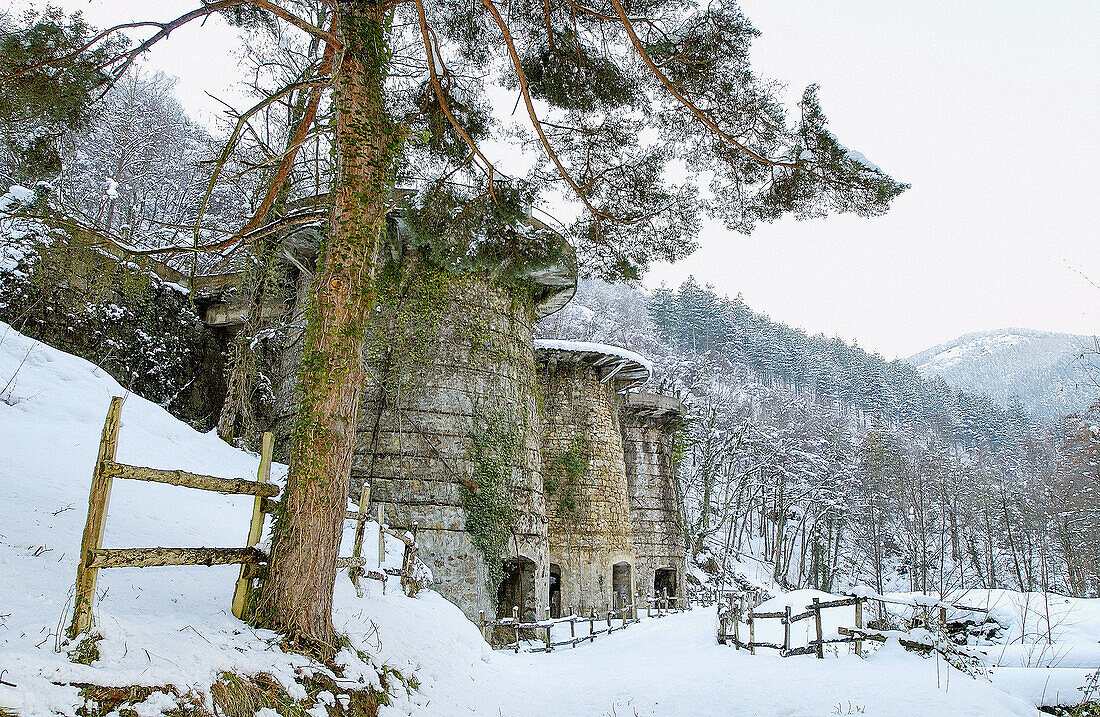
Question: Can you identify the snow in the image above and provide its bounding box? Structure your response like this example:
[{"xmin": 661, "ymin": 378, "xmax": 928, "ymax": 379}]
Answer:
[
  {"xmin": 533, "ymin": 338, "xmax": 654, "ymax": 375},
  {"xmin": 0, "ymin": 321, "xmax": 1094, "ymax": 716},
  {"xmin": 0, "ymin": 184, "xmax": 35, "ymax": 213},
  {"xmin": 844, "ymin": 149, "xmax": 883, "ymax": 173},
  {"xmin": 0, "ymin": 321, "xmax": 407, "ymax": 714}
]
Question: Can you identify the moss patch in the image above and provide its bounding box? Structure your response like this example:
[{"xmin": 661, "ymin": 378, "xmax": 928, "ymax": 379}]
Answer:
[
  {"xmin": 68, "ymin": 632, "xmax": 102, "ymax": 665},
  {"xmin": 1041, "ymin": 704, "xmax": 1100, "ymax": 717},
  {"xmin": 74, "ymin": 685, "xmax": 207, "ymax": 717},
  {"xmin": 70, "ymin": 663, "xmax": 406, "ymax": 717},
  {"xmin": 0, "ymin": 231, "xmax": 224, "ymax": 429}
]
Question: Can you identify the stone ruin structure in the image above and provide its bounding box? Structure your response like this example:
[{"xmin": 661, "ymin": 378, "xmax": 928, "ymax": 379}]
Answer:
[
  {"xmin": 180, "ymin": 202, "xmax": 688, "ymax": 626},
  {"xmin": 620, "ymin": 391, "xmax": 688, "ymax": 604},
  {"xmin": 350, "ymin": 247, "xmax": 575, "ymax": 624},
  {"xmin": 536, "ymin": 341, "xmax": 649, "ymax": 615}
]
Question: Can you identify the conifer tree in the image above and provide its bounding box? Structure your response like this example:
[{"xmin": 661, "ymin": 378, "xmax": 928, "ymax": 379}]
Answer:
[{"xmin": 2, "ymin": 0, "xmax": 906, "ymax": 656}]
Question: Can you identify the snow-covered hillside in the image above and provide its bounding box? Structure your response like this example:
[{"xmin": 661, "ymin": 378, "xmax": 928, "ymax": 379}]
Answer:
[
  {"xmin": 908, "ymin": 328, "xmax": 1096, "ymax": 418},
  {"xmin": 0, "ymin": 320, "xmax": 1094, "ymax": 716}
]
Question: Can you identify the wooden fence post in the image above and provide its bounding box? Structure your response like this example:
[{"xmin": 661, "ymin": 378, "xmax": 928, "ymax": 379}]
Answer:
[
  {"xmin": 513, "ymin": 605, "xmax": 520, "ymax": 653},
  {"xmin": 400, "ymin": 522, "xmax": 419, "ymax": 595},
  {"xmin": 606, "ymin": 603, "xmax": 611, "ymax": 630},
  {"xmin": 732, "ymin": 605, "xmax": 740, "ymax": 649},
  {"xmin": 855, "ymin": 598, "xmax": 864, "ymax": 657},
  {"xmin": 377, "ymin": 504, "xmax": 385, "ymax": 567},
  {"xmin": 646, "ymin": 591, "xmax": 652, "ymax": 618},
  {"xmin": 68, "ymin": 396, "xmax": 123, "ymax": 639},
  {"xmin": 812, "ymin": 597, "xmax": 824, "ymax": 659},
  {"xmin": 570, "ymin": 607, "xmax": 576, "ymax": 645},
  {"xmin": 544, "ymin": 607, "xmax": 552, "ymax": 652},
  {"xmin": 479, "ymin": 610, "xmax": 486, "ymax": 643},
  {"xmin": 783, "ymin": 605, "xmax": 791, "ymax": 656},
  {"xmin": 589, "ymin": 608, "xmax": 595, "ymax": 641},
  {"xmin": 748, "ymin": 611, "xmax": 755, "ymax": 655},
  {"xmin": 231, "ymin": 431, "xmax": 273, "ymax": 619},
  {"xmin": 349, "ymin": 483, "xmax": 371, "ymax": 588}
]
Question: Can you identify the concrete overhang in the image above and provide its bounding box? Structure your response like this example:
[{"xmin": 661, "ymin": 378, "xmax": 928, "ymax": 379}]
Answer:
[{"xmin": 534, "ymin": 339, "xmax": 652, "ymax": 391}]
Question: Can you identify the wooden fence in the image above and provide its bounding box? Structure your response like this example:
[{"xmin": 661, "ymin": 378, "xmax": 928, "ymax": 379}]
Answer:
[
  {"xmin": 480, "ymin": 587, "xmax": 688, "ymax": 653},
  {"xmin": 68, "ymin": 397, "xmax": 419, "ymax": 638},
  {"xmin": 717, "ymin": 590, "xmax": 989, "ymax": 659},
  {"xmin": 481, "ymin": 603, "xmax": 639, "ymax": 653}
]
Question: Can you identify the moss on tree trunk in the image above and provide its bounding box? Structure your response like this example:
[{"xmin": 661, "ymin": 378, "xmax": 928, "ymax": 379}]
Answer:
[{"xmin": 253, "ymin": 3, "xmax": 399, "ymax": 659}]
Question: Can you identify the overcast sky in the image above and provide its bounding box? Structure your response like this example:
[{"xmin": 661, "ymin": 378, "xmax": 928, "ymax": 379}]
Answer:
[
  {"xmin": 648, "ymin": 0, "xmax": 1100, "ymax": 359},
  {"xmin": 16, "ymin": 0, "xmax": 1100, "ymax": 359}
]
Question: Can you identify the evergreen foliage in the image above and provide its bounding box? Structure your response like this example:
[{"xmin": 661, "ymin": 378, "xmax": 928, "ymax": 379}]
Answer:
[
  {"xmin": 0, "ymin": 8, "xmax": 127, "ymax": 179},
  {"xmin": 647, "ymin": 278, "xmax": 1038, "ymax": 449}
]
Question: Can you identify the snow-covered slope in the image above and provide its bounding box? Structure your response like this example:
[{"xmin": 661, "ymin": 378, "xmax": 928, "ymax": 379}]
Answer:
[
  {"xmin": 0, "ymin": 321, "xmax": 1079, "ymax": 716},
  {"xmin": 908, "ymin": 328, "xmax": 1096, "ymax": 418}
]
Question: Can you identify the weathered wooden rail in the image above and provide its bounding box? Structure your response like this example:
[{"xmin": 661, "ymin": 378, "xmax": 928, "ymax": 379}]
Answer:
[
  {"xmin": 68, "ymin": 397, "xmax": 420, "ymax": 638},
  {"xmin": 481, "ymin": 603, "xmax": 640, "ymax": 653},
  {"xmin": 717, "ymin": 589, "xmax": 989, "ymax": 659},
  {"xmin": 480, "ymin": 587, "xmax": 690, "ymax": 653}
]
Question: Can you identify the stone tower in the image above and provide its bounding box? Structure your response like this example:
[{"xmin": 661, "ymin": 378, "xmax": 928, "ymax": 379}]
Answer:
[
  {"xmin": 351, "ymin": 242, "xmax": 575, "ymax": 624},
  {"xmin": 620, "ymin": 391, "xmax": 688, "ymax": 603},
  {"xmin": 535, "ymin": 340, "xmax": 651, "ymax": 615}
]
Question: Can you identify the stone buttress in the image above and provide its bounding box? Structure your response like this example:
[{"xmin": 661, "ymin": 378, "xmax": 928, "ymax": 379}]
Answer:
[
  {"xmin": 619, "ymin": 391, "xmax": 688, "ymax": 603},
  {"xmin": 350, "ymin": 247, "xmax": 574, "ymax": 624},
  {"xmin": 535, "ymin": 341, "xmax": 650, "ymax": 614}
]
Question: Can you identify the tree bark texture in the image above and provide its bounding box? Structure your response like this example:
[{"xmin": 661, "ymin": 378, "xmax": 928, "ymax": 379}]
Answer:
[{"xmin": 257, "ymin": 2, "xmax": 396, "ymax": 659}]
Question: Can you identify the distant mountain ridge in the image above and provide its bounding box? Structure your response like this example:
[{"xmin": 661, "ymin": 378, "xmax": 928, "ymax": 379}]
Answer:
[{"xmin": 907, "ymin": 328, "xmax": 1096, "ymax": 419}]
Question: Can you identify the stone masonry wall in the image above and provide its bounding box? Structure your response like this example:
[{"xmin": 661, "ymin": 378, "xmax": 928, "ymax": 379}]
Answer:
[
  {"xmin": 352, "ymin": 270, "xmax": 548, "ymax": 623},
  {"xmin": 540, "ymin": 362, "xmax": 636, "ymax": 612},
  {"xmin": 620, "ymin": 402, "xmax": 687, "ymax": 602}
]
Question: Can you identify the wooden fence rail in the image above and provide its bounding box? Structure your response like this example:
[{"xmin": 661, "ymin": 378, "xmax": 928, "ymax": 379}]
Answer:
[
  {"xmin": 481, "ymin": 602, "xmax": 641, "ymax": 653},
  {"xmin": 68, "ymin": 398, "xmax": 421, "ymax": 639},
  {"xmin": 717, "ymin": 589, "xmax": 990, "ymax": 660},
  {"xmin": 480, "ymin": 587, "xmax": 693, "ymax": 654}
]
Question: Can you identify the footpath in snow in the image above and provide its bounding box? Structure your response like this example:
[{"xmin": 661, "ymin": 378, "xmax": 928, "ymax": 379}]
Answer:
[{"xmin": 0, "ymin": 320, "xmax": 1085, "ymax": 716}]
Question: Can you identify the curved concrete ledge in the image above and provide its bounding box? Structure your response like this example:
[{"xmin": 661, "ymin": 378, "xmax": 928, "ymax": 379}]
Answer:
[
  {"xmin": 533, "ymin": 339, "xmax": 651, "ymax": 390},
  {"xmin": 621, "ymin": 391, "xmax": 686, "ymax": 420}
]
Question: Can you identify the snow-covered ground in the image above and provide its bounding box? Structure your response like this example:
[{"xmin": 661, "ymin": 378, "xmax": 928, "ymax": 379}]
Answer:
[{"xmin": 1, "ymin": 321, "xmax": 1096, "ymax": 715}]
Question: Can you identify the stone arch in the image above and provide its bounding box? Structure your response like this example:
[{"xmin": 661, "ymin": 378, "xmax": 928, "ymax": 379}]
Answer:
[
  {"xmin": 654, "ymin": 566, "xmax": 678, "ymax": 600},
  {"xmin": 612, "ymin": 561, "xmax": 633, "ymax": 609},
  {"xmin": 549, "ymin": 563, "xmax": 562, "ymax": 618},
  {"xmin": 497, "ymin": 555, "xmax": 538, "ymax": 621}
]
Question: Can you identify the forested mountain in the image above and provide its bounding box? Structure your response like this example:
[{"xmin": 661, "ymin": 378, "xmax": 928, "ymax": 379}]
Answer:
[
  {"xmin": 538, "ymin": 279, "xmax": 1100, "ymax": 598},
  {"xmin": 908, "ymin": 329, "xmax": 1096, "ymax": 419}
]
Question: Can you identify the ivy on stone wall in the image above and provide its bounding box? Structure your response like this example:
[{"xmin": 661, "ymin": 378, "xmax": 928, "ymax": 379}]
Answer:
[
  {"xmin": 367, "ymin": 258, "xmax": 456, "ymax": 393},
  {"xmin": 462, "ymin": 410, "xmax": 520, "ymax": 592},
  {"xmin": 545, "ymin": 434, "xmax": 589, "ymax": 524}
]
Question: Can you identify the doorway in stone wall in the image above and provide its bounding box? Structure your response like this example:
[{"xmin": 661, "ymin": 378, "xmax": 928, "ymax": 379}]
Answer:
[
  {"xmin": 497, "ymin": 557, "xmax": 537, "ymax": 620},
  {"xmin": 654, "ymin": 567, "xmax": 677, "ymax": 601},
  {"xmin": 549, "ymin": 563, "xmax": 562, "ymax": 618},
  {"xmin": 612, "ymin": 561, "xmax": 632, "ymax": 608}
]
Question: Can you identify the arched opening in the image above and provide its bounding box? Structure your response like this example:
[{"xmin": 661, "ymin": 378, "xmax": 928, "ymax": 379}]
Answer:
[
  {"xmin": 612, "ymin": 561, "xmax": 632, "ymax": 608},
  {"xmin": 654, "ymin": 568, "xmax": 677, "ymax": 602},
  {"xmin": 549, "ymin": 563, "xmax": 562, "ymax": 618},
  {"xmin": 497, "ymin": 557, "xmax": 537, "ymax": 621}
]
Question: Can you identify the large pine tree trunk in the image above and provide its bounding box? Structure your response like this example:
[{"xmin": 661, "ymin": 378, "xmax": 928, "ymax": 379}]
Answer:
[{"xmin": 255, "ymin": 3, "xmax": 395, "ymax": 659}]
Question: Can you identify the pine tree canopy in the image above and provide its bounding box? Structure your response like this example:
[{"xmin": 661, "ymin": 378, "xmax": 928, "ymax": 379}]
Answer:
[
  {"xmin": 0, "ymin": 7, "xmax": 128, "ymax": 179},
  {"xmin": 2, "ymin": 0, "xmax": 907, "ymax": 280}
]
